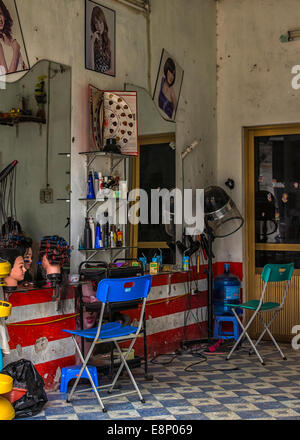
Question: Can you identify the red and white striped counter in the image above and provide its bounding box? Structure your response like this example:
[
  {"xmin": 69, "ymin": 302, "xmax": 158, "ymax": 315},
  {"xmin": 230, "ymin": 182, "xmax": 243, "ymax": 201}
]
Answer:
[
  {"xmin": 124, "ymin": 268, "xmax": 209, "ymax": 358},
  {"xmin": 4, "ymin": 286, "xmax": 76, "ymax": 391},
  {"xmin": 125, "ymin": 263, "xmax": 242, "ymax": 358},
  {"xmin": 2, "ymin": 262, "xmax": 242, "ymax": 391}
]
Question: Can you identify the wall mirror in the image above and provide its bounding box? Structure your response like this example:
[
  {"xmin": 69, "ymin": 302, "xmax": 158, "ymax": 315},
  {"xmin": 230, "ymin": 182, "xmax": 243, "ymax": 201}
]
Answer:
[
  {"xmin": 125, "ymin": 83, "xmax": 176, "ymax": 264},
  {"xmin": 0, "ymin": 59, "xmax": 71, "ymax": 254}
]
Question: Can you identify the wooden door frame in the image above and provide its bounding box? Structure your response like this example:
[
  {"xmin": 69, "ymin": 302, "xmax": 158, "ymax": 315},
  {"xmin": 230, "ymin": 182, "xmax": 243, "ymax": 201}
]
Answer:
[{"xmin": 244, "ymin": 123, "xmax": 300, "ymax": 300}]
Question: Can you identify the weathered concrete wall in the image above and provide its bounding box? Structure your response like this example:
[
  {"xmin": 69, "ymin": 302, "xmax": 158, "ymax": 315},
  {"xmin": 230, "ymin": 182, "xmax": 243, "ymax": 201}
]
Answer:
[
  {"xmin": 150, "ymin": 0, "xmax": 217, "ymax": 250},
  {"xmin": 4, "ymin": 0, "xmax": 217, "ymax": 270},
  {"xmin": 216, "ymin": 0, "xmax": 300, "ymax": 264}
]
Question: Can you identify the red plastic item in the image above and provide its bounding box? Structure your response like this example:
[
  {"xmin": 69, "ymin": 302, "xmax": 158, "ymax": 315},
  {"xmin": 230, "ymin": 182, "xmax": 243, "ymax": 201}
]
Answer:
[
  {"xmin": 208, "ymin": 339, "xmax": 224, "ymax": 352},
  {"xmin": 2, "ymin": 388, "xmax": 27, "ymax": 403}
]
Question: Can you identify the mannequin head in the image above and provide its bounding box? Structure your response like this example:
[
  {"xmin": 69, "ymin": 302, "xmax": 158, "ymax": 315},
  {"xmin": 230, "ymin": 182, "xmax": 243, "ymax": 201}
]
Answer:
[
  {"xmin": 41, "ymin": 254, "xmax": 61, "ymax": 275},
  {"xmin": 0, "ymin": 248, "xmax": 26, "ymax": 287},
  {"xmin": 20, "ymin": 236, "xmax": 33, "ymax": 272},
  {"xmin": 38, "ymin": 235, "xmax": 70, "ymax": 278}
]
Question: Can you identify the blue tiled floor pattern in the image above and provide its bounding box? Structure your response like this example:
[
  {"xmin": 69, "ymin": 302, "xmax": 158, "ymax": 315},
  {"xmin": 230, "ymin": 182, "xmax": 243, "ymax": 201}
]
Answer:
[{"xmin": 16, "ymin": 342, "xmax": 300, "ymax": 420}]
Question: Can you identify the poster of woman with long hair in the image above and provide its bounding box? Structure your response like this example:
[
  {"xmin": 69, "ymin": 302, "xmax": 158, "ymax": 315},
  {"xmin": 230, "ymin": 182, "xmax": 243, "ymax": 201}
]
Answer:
[
  {"xmin": 153, "ymin": 49, "xmax": 184, "ymax": 122},
  {"xmin": 0, "ymin": 0, "xmax": 29, "ymax": 76},
  {"xmin": 85, "ymin": 0, "xmax": 115, "ymax": 77}
]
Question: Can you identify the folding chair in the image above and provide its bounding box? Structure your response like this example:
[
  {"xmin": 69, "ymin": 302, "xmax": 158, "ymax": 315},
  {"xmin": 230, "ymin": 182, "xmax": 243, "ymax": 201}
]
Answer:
[
  {"xmin": 225, "ymin": 263, "xmax": 294, "ymax": 365},
  {"xmin": 62, "ymin": 274, "xmax": 152, "ymax": 412}
]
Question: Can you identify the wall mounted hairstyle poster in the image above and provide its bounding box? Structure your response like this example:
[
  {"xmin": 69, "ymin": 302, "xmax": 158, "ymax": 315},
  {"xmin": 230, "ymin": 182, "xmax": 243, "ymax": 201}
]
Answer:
[
  {"xmin": 153, "ymin": 49, "xmax": 184, "ymax": 122},
  {"xmin": 85, "ymin": 0, "xmax": 116, "ymax": 77},
  {"xmin": 0, "ymin": 0, "xmax": 29, "ymax": 76}
]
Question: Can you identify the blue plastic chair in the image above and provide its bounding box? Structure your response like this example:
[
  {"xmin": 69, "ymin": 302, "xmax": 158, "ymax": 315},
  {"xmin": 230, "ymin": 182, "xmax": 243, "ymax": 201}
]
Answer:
[
  {"xmin": 62, "ymin": 274, "xmax": 152, "ymax": 412},
  {"xmin": 225, "ymin": 263, "xmax": 294, "ymax": 365}
]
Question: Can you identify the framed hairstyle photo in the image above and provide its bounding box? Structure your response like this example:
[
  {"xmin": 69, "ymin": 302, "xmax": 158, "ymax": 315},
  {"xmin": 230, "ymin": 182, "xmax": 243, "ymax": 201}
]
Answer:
[
  {"xmin": 85, "ymin": 0, "xmax": 116, "ymax": 77},
  {"xmin": 153, "ymin": 49, "xmax": 184, "ymax": 122},
  {"xmin": 0, "ymin": 0, "xmax": 30, "ymax": 76}
]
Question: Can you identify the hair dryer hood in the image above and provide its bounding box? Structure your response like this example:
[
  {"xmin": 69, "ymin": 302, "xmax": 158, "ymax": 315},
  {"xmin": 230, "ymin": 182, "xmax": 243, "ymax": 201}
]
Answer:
[{"xmin": 204, "ymin": 186, "xmax": 244, "ymax": 238}]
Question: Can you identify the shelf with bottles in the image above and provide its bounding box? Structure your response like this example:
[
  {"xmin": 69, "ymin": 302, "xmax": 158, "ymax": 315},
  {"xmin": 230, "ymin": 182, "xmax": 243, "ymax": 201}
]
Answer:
[
  {"xmin": 83, "ymin": 180, "xmax": 128, "ymax": 214},
  {"xmin": 83, "ymin": 159, "xmax": 129, "ymax": 215},
  {"xmin": 79, "ymin": 149, "xmax": 134, "ymax": 259},
  {"xmin": 81, "ymin": 213, "xmax": 129, "ymax": 252}
]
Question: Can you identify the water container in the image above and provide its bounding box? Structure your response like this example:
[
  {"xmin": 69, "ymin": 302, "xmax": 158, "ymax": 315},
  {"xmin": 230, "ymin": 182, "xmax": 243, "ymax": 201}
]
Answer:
[{"xmin": 213, "ymin": 263, "xmax": 242, "ymax": 315}]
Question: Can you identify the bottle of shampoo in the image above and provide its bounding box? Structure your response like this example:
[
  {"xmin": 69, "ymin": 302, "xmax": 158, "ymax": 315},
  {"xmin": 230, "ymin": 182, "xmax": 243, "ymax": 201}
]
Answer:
[
  {"xmin": 94, "ymin": 171, "xmax": 99, "ymax": 196},
  {"xmin": 88, "ymin": 217, "xmax": 95, "ymax": 249},
  {"xmin": 113, "ymin": 225, "xmax": 117, "ymax": 247},
  {"xmin": 116, "ymin": 227, "xmax": 123, "ymax": 247},
  {"xmin": 95, "ymin": 223, "xmax": 103, "ymax": 249},
  {"xmin": 104, "ymin": 212, "xmax": 109, "ymax": 248},
  {"xmin": 110, "ymin": 226, "xmax": 115, "ymax": 248},
  {"xmin": 87, "ymin": 171, "xmax": 95, "ymax": 199},
  {"xmin": 83, "ymin": 217, "xmax": 92, "ymax": 249},
  {"xmin": 96, "ymin": 171, "xmax": 103, "ymax": 199}
]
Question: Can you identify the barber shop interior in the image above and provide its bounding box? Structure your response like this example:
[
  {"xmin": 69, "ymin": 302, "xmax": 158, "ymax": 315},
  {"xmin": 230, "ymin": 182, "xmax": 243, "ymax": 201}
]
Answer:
[{"xmin": 1, "ymin": 0, "xmax": 300, "ymax": 424}]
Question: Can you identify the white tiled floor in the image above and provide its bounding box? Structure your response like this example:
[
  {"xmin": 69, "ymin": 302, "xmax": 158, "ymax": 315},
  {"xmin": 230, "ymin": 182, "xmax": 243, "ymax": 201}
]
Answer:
[{"xmin": 14, "ymin": 341, "xmax": 300, "ymax": 420}]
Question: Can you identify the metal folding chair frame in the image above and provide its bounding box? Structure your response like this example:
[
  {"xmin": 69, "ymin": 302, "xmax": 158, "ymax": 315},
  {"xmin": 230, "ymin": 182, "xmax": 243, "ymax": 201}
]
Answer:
[
  {"xmin": 63, "ymin": 275, "xmax": 152, "ymax": 412},
  {"xmin": 226, "ymin": 264, "xmax": 293, "ymax": 365}
]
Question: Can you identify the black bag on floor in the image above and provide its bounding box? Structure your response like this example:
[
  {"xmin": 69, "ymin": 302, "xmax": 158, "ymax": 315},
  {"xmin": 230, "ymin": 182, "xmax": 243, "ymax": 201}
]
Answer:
[{"xmin": 2, "ymin": 358, "xmax": 48, "ymax": 418}]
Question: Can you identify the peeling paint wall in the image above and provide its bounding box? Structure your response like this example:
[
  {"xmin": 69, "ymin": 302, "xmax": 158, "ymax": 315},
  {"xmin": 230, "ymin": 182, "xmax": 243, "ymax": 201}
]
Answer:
[
  {"xmin": 5, "ymin": 0, "xmax": 217, "ymax": 270},
  {"xmin": 216, "ymin": 0, "xmax": 300, "ymax": 264},
  {"xmin": 150, "ymin": 0, "xmax": 217, "ymax": 252}
]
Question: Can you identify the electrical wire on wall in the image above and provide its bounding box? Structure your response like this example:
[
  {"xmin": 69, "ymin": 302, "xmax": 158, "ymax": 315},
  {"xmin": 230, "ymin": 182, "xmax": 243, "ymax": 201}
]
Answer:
[
  {"xmin": 113, "ymin": 0, "xmax": 150, "ymax": 14},
  {"xmin": 113, "ymin": 0, "xmax": 152, "ymax": 96},
  {"xmin": 45, "ymin": 61, "xmax": 51, "ymax": 190},
  {"xmin": 45, "ymin": 62, "xmax": 66, "ymax": 190},
  {"xmin": 0, "ymin": 161, "xmax": 18, "ymax": 237},
  {"xmin": 182, "ymin": 260, "xmax": 207, "ymax": 345}
]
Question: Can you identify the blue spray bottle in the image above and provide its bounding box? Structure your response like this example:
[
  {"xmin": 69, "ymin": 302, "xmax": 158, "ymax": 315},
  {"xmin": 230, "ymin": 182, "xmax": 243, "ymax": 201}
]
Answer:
[
  {"xmin": 94, "ymin": 171, "xmax": 99, "ymax": 195},
  {"xmin": 95, "ymin": 223, "xmax": 103, "ymax": 249},
  {"xmin": 87, "ymin": 171, "xmax": 95, "ymax": 199}
]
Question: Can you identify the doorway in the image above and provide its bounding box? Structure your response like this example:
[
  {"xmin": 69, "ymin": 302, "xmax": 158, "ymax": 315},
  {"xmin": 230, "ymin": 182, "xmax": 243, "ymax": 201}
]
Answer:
[
  {"xmin": 129, "ymin": 132, "xmax": 176, "ymax": 264},
  {"xmin": 244, "ymin": 124, "xmax": 300, "ymax": 342}
]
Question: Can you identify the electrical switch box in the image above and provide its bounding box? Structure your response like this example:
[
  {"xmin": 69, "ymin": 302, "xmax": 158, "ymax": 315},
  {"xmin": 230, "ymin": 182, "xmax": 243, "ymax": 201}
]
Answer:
[{"xmin": 40, "ymin": 187, "xmax": 53, "ymax": 204}]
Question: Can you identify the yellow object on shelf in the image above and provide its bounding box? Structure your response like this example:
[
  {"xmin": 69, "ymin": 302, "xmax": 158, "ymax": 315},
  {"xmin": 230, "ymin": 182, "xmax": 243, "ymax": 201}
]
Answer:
[
  {"xmin": 0, "ymin": 301, "xmax": 12, "ymax": 318},
  {"xmin": 149, "ymin": 262, "xmax": 158, "ymax": 275},
  {"xmin": 113, "ymin": 348, "xmax": 135, "ymax": 361},
  {"xmin": 0, "ymin": 374, "xmax": 13, "ymax": 394},
  {"xmin": 0, "ymin": 396, "xmax": 15, "ymax": 420},
  {"xmin": 0, "ymin": 259, "xmax": 11, "ymax": 286}
]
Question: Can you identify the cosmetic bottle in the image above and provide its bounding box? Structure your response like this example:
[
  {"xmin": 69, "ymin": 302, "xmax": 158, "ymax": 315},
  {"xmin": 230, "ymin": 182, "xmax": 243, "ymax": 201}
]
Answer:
[
  {"xmin": 120, "ymin": 181, "xmax": 127, "ymax": 199},
  {"xmin": 116, "ymin": 227, "xmax": 123, "ymax": 247},
  {"xmin": 94, "ymin": 171, "xmax": 99, "ymax": 196},
  {"xmin": 110, "ymin": 226, "xmax": 115, "ymax": 248},
  {"xmin": 87, "ymin": 171, "xmax": 95, "ymax": 199},
  {"xmin": 104, "ymin": 212, "xmax": 109, "ymax": 248},
  {"xmin": 103, "ymin": 176, "xmax": 110, "ymax": 198},
  {"xmin": 95, "ymin": 223, "xmax": 103, "ymax": 249},
  {"xmin": 83, "ymin": 217, "xmax": 92, "ymax": 249},
  {"xmin": 113, "ymin": 225, "xmax": 117, "ymax": 247},
  {"xmin": 88, "ymin": 217, "xmax": 95, "ymax": 249},
  {"xmin": 96, "ymin": 171, "xmax": 104, "ymax": 199}
]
